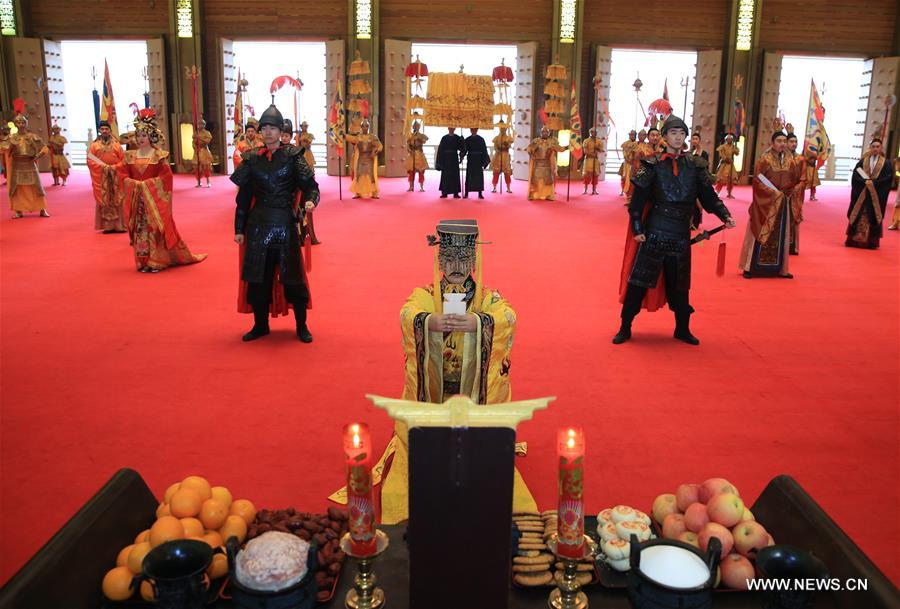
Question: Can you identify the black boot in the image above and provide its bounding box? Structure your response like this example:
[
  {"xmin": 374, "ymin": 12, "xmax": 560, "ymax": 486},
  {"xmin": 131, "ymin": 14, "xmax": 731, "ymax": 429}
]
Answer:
[
  {"xmin": 294, "ymin": 306, "xmax": 313, "ymax": 343},
  {"xmin": 674, "ymin": 311, "xmax": 700, "ymax": 345},
  {"xmin": 242, "ymin": 307, "xmax": 270, "ymax": 341},
  {"xmin": 612, "ymin": 318, "xmax": 633, "ymax": 344}
]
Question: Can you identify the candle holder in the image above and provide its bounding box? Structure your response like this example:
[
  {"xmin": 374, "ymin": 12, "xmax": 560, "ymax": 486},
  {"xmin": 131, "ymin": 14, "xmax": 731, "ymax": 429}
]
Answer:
[
  {"xmin": 546, "ymin": 533, "xmax": 597, "ymax": 609},
  {"xmin": 340, "ymin": 529, "xmax": 389, "ymax": 609}
]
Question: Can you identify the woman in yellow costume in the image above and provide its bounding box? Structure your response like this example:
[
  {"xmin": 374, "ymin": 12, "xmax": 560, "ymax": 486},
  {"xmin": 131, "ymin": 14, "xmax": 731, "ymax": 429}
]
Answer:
[
  {"xmin": 2, "ymin": 100, "xmax": 50, "ymax": 218},
  {"xmin": 346, "ymin": 119, "xmax": 382, "ymax": 199},
  {"xmin": 331, "ymin": 220, "xmax": 537, "ymax": 524}
]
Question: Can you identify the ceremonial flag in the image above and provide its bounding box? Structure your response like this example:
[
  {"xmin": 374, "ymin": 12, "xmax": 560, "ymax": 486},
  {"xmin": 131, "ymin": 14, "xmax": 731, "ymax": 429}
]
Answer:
[
  {"xmin": 804, "ymin": 79, "xmax": 831, "ymax": 169},
  {"xmin": 234, "ymin": 69, "xmax": 244, "ymax": 134},
  {"xmin": 99, "ymin": 59, "xmax": 119, "ymax": 138},
  {"xmin": 328, "ymin": 73, "xmax": 346, "ymax": 157},
  {"xmin": 569, "ymin": 80, "xmax": 583, "ymax": 160}
]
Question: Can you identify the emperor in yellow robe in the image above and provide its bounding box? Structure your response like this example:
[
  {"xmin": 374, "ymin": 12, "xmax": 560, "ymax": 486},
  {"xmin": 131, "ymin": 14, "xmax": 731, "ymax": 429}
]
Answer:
[{"xmin": 329, "ymin": 219, "xmax": 537, "ymax": 524}]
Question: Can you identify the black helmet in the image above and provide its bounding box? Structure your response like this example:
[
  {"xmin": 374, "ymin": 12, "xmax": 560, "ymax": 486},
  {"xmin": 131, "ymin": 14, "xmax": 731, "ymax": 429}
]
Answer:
[
  {"xmin": 259, "ymin": 104, "xmax": 284, "ymax": 130},
  {"xmin": 661, "ymin": 115, "xmax": 689, "ymax": 135}
]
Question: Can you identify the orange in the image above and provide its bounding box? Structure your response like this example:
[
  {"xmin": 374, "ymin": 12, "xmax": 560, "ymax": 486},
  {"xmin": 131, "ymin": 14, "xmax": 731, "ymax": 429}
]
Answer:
[
  {"xmin": 156, "ymin": 502, "xmax": 171, "ymax": 518},
  {"xmin": 140, "ymin": 580, "xmax": 157, "ymax": 602},
  {"xmin": 134, "ymin": 529, "xmax": 150, "ymax": 544},
  {"xmin": 218, "ymin": 515, "xmax": 248, "ymax": 544},
  {"xmin": 199, "ymin": 499, "xmax": 228, "ymax": 530},
  {"xmin": 149, "ymin": 516, "xmax": 184, "ymax": 548},
  {"xmin": 229, "ymin": 499, "xmax": 257, "ymax": 525},
  {"xmin": 207, "ymin": 553, "xmax": 228, "ymax": 579},
  {"xmin": 127, "ymin": 542, "xmax": 152, "ymax": 574},
  {"xmin": 210, "ymin": 486, "xmax": 233, "ymax": 509},
  {"xmin": 169, "ymin": 488, "xmax": 202, "ymax": 518},
  {"xmin": 116, "ymin": 544, "xmax": 135, "ymax": 568},
  {"xmin": 180, "ymin": 517, "xmax": 205, "ymax": 537},
  {"xmin": 163, "ymin": 482, "xmax": 181, "ymax": 503},
  {"xmin": 181, "ymin": 476, "xmax": 212, "ymax": 502},
  {"xmin": 201, "ymin": 530, "xmax": 224, "ymax": 549},
  {"xmin": 102, "ymin": 566, "xmax": 136, "ymax": 601}
]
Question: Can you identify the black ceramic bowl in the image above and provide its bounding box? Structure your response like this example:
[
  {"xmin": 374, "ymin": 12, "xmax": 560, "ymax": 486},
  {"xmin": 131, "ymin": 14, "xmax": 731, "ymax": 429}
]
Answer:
[
  {"xmin": 136, "ymin": 539, "xmax": 215, "ymax": 609},
  {"xmin": 143, "ymin": 540, "xmax": 214, "ymax": 580},
  {"xmin": 756, "ymin": 545, "xmax": 829, "ymax": 609}
]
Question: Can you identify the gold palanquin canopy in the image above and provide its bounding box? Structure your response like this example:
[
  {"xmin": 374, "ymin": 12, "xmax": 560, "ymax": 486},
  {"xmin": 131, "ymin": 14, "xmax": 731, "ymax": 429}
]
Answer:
[{"xmin": 424, "ymin": 72, "xmax": 495, "ymax": 129}]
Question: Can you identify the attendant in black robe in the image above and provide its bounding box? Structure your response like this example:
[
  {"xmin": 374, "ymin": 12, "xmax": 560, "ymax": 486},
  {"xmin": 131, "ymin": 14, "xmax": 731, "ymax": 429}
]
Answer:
[
  {"xmin": 436, "ymin": 127, "xmax": 466, "ymax": 198},
  {"xmin": 463, "ymin": 128, "xmax": 490, "ymax": 199},
  {"xmin": 846, "ymin": 138, "xmax": 893, "ymax": 249}
]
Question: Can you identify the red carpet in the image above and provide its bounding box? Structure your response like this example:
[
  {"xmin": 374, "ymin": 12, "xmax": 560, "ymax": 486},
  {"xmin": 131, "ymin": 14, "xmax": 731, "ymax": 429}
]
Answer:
[{"xmin": 1, "ymin": 170, "xmax": 898, "ymax": 585}]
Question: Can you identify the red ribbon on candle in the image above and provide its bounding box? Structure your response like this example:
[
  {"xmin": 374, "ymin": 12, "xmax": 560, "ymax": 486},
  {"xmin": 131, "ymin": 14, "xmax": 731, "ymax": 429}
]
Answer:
[
  {"xmin": 343, "ymin": 423, "xmax": 377, "ymax": 556},
  {"xmin": 556, "ymin": 427, "xmax": 585, "ymax": 559}
]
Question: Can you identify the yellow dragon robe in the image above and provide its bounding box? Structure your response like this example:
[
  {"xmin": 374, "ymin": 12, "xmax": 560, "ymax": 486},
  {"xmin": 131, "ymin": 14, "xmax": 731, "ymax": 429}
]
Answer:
[{"xmin": 330, "ymin": 280, "xmax": 537, "ymax": 524}]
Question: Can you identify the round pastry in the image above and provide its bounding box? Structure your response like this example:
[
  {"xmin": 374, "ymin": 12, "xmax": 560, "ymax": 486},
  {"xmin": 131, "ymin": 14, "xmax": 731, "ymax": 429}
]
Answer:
[
  {"xmin": 235, "ymin": 531, "xmax": 310, "ymax": 592},
  {"xmin": 615, "ymin": 520, "xmax": 651, "ymax": 542},
  {"xmin": 601, "ymin": 538, "xmax": 630, "ymax": 561},
  {"xmin": 597, "ymin": 508, "xmax": 613, "ymax": 526},
  {"xmin": 610, "ymin": 505, "xmax": 637, "ymax": 524},
  {"xmin": 633, "ymin": 510, "xmax": 652, "ymax": 527},
  {"xmin": 597, "ymin": 522, "xmax": 619, "ymax": 542},
  {"xmin": 609, "ymin": 557, "xmax": 631, "ymax": 572}
]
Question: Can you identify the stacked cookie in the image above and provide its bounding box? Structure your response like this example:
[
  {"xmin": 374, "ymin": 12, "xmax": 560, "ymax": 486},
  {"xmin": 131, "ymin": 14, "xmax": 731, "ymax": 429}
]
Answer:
[
  {"xmin": 512, "ymin": 510, "xmax": 595, "ymax": 587},
  {"xmin": 512, "ymin": 511, "xmax": 553, "ymax": 586}
]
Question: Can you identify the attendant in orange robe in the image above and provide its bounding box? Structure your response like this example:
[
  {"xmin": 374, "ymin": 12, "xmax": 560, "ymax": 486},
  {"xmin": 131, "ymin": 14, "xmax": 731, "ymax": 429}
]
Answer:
[
  {"xmin": 1, "ymin": 107, "xmax": 49, "ymax": 219},
  {"xmin": 88, "ymin": 120, "xmax": 126, "ymax": 232},
  {"xmin": 739, "ymin": 132, "xmax": 803, "ymax": 278},
  {"xmin": 117, "ymin": 110, "xmax": 206, "ymax": 272},
  {"xmin": 48, "ymin": 125, "xmax": 70, "ymax": 186},
  {"xmin": 232, "ymin": 120, "xmax": 261, "ymax": 170},
  {"xmin": 193, "ymin": 118, "xmax": 213, "ymax": 187}
]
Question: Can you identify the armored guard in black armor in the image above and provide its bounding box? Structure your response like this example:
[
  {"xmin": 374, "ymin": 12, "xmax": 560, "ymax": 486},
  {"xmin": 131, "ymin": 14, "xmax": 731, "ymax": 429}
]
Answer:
[
  {"xmin": 614, "ymin": 115, "xmax": 735, "ymax": 346},
  {"xmin": 232, "ymin": 104, "xmax": 320, "ymax": 343}
]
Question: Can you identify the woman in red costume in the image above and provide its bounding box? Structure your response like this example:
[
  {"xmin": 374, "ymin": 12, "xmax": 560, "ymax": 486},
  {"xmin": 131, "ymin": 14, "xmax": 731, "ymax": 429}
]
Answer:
[{"xmin": 117, "ymin": 109, "xmax": 207, "ymax": 273}]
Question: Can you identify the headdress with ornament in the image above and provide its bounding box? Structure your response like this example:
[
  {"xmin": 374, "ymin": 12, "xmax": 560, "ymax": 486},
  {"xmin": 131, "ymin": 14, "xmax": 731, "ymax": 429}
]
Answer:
[
  {"xmin": 13, "ymin": 98, "xmax": 27, "ymax": 124},
  {"xmin": 425, "ymin": 220, "xmax": 490, "ymax": 313},
  {"xmin": 133, "ymin": 108, "xmax": 163, "ymax": 143}
]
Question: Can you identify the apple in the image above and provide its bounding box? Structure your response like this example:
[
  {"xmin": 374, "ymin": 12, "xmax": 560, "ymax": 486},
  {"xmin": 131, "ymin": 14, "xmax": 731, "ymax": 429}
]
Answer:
[
  {"xmin": 707, "ymin": 493, "xmax": 745, "ymax": 527},
  {"xmin": 677, "ymin": 531, "xmax": 700, "ymax": 548},
  {"xmin": 720, "ymin": 553, "xmax": 755, "ymax": 590},
  {"xmin": 699, "ymin": 478, "xmax": 739, "ymax": 503},
  {"xmin": 675, "ymin": 483, "xmax": 701, "ymax": 512},
  {"xmin": 662, "ymin": 513, "xmax": 687, "ymax": 540},
  {"xmin": 651, "ymin": 493, "xmax": 678, "ymax": 525},
  {"xmin": 742, "ymin": 508, "xmax": 755, "ymax": 522},
  {"xmin": 684, "ymin": 502, "xmax": 710, "ymax": 533},
  {"xmin": 732, "ymin": 521, "xmax": 769, "ymax": 557},
  {"xmin": 699, "ymin": 523, "xmax": 734, "ymax": 558}
]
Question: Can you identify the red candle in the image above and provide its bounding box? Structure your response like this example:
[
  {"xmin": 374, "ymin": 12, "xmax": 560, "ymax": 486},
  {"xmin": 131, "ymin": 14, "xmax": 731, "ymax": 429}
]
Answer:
[
  {"xmin": 343, "ymin": 423, "xmax": 377, "ymax": 556},
  {"xmin": 556, "ymin": 427, "xmax": 585, "ymax": 559}
]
